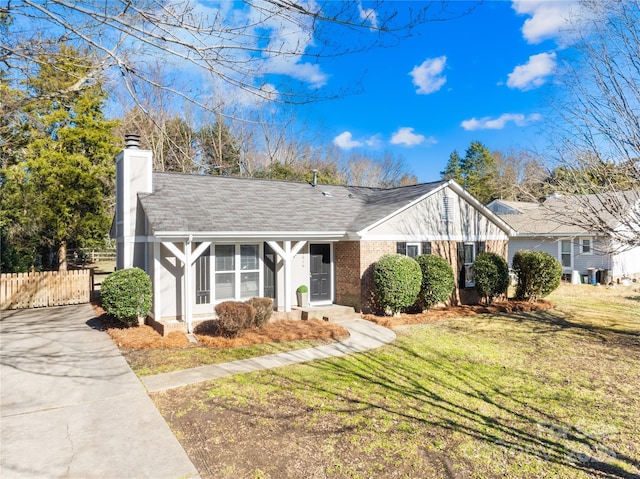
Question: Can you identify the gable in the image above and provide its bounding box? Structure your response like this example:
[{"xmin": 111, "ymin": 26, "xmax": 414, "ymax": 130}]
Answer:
[{"xmin": 362, "ymin": 185, "xmax": 511, "ymax": 241}]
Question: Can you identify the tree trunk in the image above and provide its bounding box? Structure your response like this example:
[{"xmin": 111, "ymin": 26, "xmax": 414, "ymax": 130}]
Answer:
[{"xmin": 58, "ymin": 241, "xmax": 67, "ymax": 271}]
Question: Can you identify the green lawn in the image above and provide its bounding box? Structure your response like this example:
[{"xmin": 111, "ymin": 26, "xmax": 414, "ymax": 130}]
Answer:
[{"xmin": 153, "ymin": 283, "xmax": 640, "ymax": 479}]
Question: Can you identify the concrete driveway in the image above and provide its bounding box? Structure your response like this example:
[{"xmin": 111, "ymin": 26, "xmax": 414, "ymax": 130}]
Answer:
[{"xmin": 0, "ymin": 304, "xmax": 199, "ymax": 479}]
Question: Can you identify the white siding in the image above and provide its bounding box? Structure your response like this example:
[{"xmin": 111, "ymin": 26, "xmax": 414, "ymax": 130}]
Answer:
[{"xmin": 365, "ymin": 187, "xmax": 508, "ymax": 242}]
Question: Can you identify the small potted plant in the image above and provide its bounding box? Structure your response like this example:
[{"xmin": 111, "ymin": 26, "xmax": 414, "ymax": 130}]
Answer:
[{"xmin": 296, "ymin": 285, "xmax": 309, "ymax": 307}]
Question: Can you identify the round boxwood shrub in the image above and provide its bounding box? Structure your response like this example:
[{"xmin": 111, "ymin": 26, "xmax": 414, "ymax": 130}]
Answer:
[
  {"xmin": 512, "ymin": 250, "xmax": 562, "ymax": 302},
  {"xmin": 373, "ymin": 254, "xmax": 421, "ymax": 316},
  {"xmin": 100, "ymin": 267, "xmax": 152, "ymax": 326},
  {"xmin": 474, "ymin": 252, "xmax": 510, "ymax": 304},
  {"xmin": 415, "ymin": 254, "xmax": 455, "ymax": 311}
]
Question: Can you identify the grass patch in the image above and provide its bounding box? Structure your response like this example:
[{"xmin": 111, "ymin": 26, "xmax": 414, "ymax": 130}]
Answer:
[
  {"xmin": 125, "ymin": 338, "xmax": 339, "ymax": 376},
  {"xmin": 153, "ymin": 284, "xmax": 640, "ymax": 478}
]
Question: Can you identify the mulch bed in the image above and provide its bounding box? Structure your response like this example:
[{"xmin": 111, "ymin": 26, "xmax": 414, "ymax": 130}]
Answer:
[
  {"xmin": 93, "ymin": 299, "xmax": 554, "ymax": 350},
  {"xmin": 363, "ymin": 299, "xmax": 555, "ymax": 328}
]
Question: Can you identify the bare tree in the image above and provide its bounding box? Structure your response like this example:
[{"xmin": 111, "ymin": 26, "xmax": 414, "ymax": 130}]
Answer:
[
  {"xmin": 2, "ymin": 1, "xmax": 469, "ymax": 113},
  {"xmin": 341, "ymin": 150, "xmax": 417, "ymax": 187},
  {"xmin": 545, "ymin": 0, "xmax": 640, "ymax": 249}
]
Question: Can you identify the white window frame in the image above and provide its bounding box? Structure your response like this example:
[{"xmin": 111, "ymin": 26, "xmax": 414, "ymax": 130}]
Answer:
[
  {"xmin": 559, "ymin": 239, "xmax": 573, "ymax": 270},
  {"xmin": 213, "ymin": 243, "xmax": 263, "ymax": 303},
  {"xmin": 580, "ymin": 237, "xmax": 593, "ymax": 255}
]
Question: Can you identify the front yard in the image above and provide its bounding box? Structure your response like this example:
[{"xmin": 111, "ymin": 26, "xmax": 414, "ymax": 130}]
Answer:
[{"xmin": 149, "ymin": 283, "xmax": 639, "ymax": 479}]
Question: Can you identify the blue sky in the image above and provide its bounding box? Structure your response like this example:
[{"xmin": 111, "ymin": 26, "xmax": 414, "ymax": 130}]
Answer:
[{"xmin": 284, "ymin": 1, "xmax": 585, "ymax": 182}]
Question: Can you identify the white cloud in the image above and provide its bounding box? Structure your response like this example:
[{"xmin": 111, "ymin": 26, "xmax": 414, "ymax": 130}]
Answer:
[
  {"xmin": 461, "ymin": 113, "xmax": 542, "ymax": 131},
  {"xmin": 507, "ymin": 52, "xmax": 557, "ymax": 90},
  {"xmin": 365, "ymin": 135, "xmax": 383, "ymax": 148},
  {"xmin": 390, "ymin": 127, "xmax": 428, "ymax": 146},
  {"xmin": 511, "ymin": 0, "xmax": 593, "ymax": 45},
  {"xmin": 358, "ymin": 2, "xmax": 379, "ymax": 29},
  {"xmin": 409, "ymin": 56, "xmax": 447, "ymax": 95},
  {"xmin": 333, "ymin": 131, "xmax": 363, "ymax": 150}
]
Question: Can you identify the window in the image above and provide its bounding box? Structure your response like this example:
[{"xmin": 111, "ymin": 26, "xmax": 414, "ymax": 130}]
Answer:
[
  {"xmin": 458, "ymin": 242, "xmax": 477, "ymax": 287},
  {"xmin": 398, "ymin": 242, "xmax": 432, "ymax": 258},
  {"xmin": 580, "ymin": 238, "xmax": 593, "ymax": 255},
  {"xmin": 195, "ymin": 246, "xmax": 210, "ymax": 304},
  {"xmin": 406, "ymin": 244, "xmax": 419, "ymax": 258},
  {"xmin": 214, "ymin": 244, "xmax": 260, "ymax": 301},
  {"xmin": 560, "ymin": 240, "xmax": 572, "ymax": 268}
]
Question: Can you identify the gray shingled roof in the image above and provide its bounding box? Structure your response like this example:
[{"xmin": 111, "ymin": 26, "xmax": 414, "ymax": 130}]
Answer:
[
  {"xmin": 138, "ymin": 172, "xmax": 447, "ymax": 235},
  {"xmin": 494, "ymin": 192, "xmax": 639, "ymax": 236}
]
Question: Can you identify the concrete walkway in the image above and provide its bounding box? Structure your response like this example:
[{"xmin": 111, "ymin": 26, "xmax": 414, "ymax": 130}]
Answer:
[
  {"xmin": 0, "ymin": 304, "xmax": 200, "ymax": 479},
  {"xmin": 142, "ymin": 318, "xmax": 396, "ymax": 392}
]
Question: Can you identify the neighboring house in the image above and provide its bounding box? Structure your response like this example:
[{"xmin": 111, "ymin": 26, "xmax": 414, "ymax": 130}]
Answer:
[
  {"xmin": 114, "ymin": 142, "xmax": 513, "ymax": 333},
  {"xmin": 488, "ymin": 194, "xmax": 640, "ymax": 284}
]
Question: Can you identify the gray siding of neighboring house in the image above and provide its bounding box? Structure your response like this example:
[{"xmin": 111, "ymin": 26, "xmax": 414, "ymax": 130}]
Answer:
[{"xmin": 507, "ymin": 236, "xmax": 613, "ymax": 278}]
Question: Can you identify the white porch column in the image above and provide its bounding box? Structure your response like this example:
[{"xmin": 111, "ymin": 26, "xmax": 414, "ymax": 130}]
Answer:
[
  {"xmin": 266, "ymin": 240, "xmax": 306, "ymax": 312},
  {"xmin": 153, "ymin": 241, "xmax": 161, "ymax": 321}
]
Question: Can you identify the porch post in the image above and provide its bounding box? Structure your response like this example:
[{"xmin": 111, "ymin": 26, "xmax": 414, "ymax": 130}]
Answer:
[
  {"xmin": 184, "ymin": 238, "xmax": 192, "ymax": 333},
  {"xmin": 266, "ymin": 240, "xmax": 307, "ymax": 312},
  {"xmin": 153, "ymin": 241, "xmax": 161, "ymax": 321}
]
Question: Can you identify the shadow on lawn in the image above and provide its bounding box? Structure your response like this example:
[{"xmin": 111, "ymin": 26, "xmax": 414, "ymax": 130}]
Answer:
[
  {"xmin": 229, "ymin": 311, "xmax": 638, "ymax": 478},
  {"xmin": 506, "ymin": 309, "xmax": 640, "ymax": 348},
  {"xmin": 294, "ymin": 343, "xmax": 637, "ymax": 478}
]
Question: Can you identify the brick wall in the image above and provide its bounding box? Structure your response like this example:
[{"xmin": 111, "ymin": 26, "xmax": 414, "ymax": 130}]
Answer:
[
  {"xmin": 334, "ymin": 239, "xmax": 508, "ymax": 313},
  {"xmin": 334, "ymin": 241, "xmax": 361, "ymax": 310},
  {"xmin": 359, "ymin": 241, "xmax": 397, "ymax": 313}
]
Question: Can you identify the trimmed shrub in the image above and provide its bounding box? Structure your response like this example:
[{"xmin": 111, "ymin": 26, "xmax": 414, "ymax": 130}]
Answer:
[
  {"xmin": 245, "ymin": 297, "xmax": 274, "ymax": 328},
  {"xmin": 100, "ymin": 267, "xmax": 152, "ymax": 327},
  {"xmin": 215, "ymin": 301, "xmax": 256, "ymax": 337},
  {"xmin": 373, "ymin": 254, "xmax": 422, "ymax": 316},
  {"xmin": 512, "ymin": 250, "xmax": 562, "ymax": 302},
  {"xmin": 474, "ymin": 252, "xmax": 510, "ymax": 304},
  {"xmin": 415, "ymin": 254, "xmax": 455, "ymax": 311}
]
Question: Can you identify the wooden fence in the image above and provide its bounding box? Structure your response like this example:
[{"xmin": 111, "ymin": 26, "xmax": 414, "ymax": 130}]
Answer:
[{"xmin": 0, "ymin": 269, "xmax": 93, "ymax": 310}]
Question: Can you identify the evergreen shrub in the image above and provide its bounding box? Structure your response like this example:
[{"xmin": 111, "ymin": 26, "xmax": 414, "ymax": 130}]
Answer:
[
  {"xmin": 415, "ymin": 254, "xmax": 455, "ymax": 311},
  {"xmin": 474, "ymin": 252, "xmax": 510, "ymax": 304},
  {"xmin": 373, "ymin": 254, "xmax": 422, "ymax": 316},
  {"xmin": 100, "ymin": 267, "xmax": 152, "ymax": 327},
  {"xmin": 512, "ymin": 250, "xmax": 562, "ymax": 301}
]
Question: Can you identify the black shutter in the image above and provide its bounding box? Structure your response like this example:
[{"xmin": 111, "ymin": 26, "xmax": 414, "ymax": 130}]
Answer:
[
  {"xmin": 422, "ymin": 241, "xmax": 432, "ymax": 255},
  {"xmin": 457, "ymin": 242, "xmax": 465, "ymax": 288},
  {"xmin": 477, "ymin": 241, "xmax": 486, "ymax": 255},
  {"xmin": 397, "ymin": 242, "xmax": 407, "ymax": 255}
]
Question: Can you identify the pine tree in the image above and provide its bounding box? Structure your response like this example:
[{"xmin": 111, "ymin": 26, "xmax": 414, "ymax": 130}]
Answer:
[
  {"xmin": 0, "ymin": 45, "xmax": 119, "ymax": 271},
  {"xmin": 441, "ymin": 142, "xmax": 498, "ymax": 204}
]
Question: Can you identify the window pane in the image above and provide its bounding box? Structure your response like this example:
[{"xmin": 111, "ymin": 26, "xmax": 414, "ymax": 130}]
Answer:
[
  {"xmin": 464, "ymin": 244, "xmax": 474, "ymax": 264},
  {"xmin": 406, "ymin": 244, "xmax": 419, "ymax": 258},
  {"xmin": 241, "ymin": 272, "xmax": 259, "ymax": 298},
  {"xmin": 561, "ymin": 240, "xmax": 571, "ymax": 254},
  {"xmin": 215, "ymin": 272, "xmax": 235, "ymax": 299},
  {"xmin": 240, "ymin": 244, "xmax": 259, "ymax": 270},
  {"xmin": 582, "ymin": 240, "xmax": 591, "ymax": 253},
  {"xmin": 215, "ymin": 245, "xmax": 235, "ymax": 271}
]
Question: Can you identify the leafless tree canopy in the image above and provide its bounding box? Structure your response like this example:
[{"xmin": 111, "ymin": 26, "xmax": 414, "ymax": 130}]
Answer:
[
  {"xmin": 1, "ymin": 1, "xmax": 469, "ymax": 112},
  {"xmin": 545, "ymin": 0, "xmax": 640, "ymax": 249}
]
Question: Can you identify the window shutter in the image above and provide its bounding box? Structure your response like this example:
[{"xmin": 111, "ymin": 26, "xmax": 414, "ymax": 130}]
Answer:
[
  {"xmin": 422, "ymin": 242, "xmax": 432, "ymax": 255},
  {"xmin": 477, "ymin": 241, "xmax": 485, "ymax": 255},
  {"xmin": 457, "ymin": 242, "xmax": 465, "ymax": 288},
  {"xmin": 396, "ymin": 242, "xmax": 407, "ymax": 255}
]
